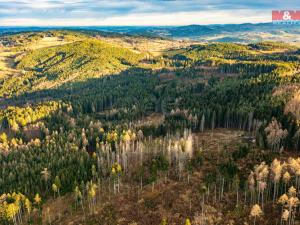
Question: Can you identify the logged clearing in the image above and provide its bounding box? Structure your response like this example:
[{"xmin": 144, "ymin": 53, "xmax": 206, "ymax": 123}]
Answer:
[
  {"xmin": 136, "ymin": 113, "xmax": 165, "ymax": 127},
  {"xmin": 39, "ymin": 129, "xmax": 247, "ymax": 225},
  {"xmin": 96, "ymin": 35, "xmax": 197, "ymax": 56},
  {"xmin": 27, "ymin": 36, "xmax": 73, "ymax": 50},
  {"xmin": 0, "ymin": 37, "xmax": 75, "ymax": 79},
  {"xmin": 0, "ymin": 48, "xmax": 19, "ymax": 78}
]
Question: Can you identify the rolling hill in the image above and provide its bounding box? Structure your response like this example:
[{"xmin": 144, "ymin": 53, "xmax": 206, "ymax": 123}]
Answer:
[
  {"xmin": 1, "ymin": 23, "xmax": 300, "ymax": 43},
  {"xmin": 0, "ymin": 39, "xmax": 143, "ymax": 97}
]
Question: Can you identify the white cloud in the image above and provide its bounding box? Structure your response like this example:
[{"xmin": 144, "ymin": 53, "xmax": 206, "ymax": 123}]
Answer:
[
  {"xmin": 2, "ymin": 0, "xmax": 298, "ymax": 26},
  {"xmin": 0, "ymin": 9, "xmax": 271, "ymax": 26}
]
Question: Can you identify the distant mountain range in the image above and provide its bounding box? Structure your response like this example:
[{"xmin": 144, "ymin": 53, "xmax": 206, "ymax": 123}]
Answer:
[{"xmin": 1, "ymin": 23, "xmax": 300, "ymax": 43}]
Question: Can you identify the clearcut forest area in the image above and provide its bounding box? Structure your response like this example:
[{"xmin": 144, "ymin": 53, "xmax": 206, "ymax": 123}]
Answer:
[{"xmin": 0, "ymin": 29, "xmax": 300, "ymax": 225}]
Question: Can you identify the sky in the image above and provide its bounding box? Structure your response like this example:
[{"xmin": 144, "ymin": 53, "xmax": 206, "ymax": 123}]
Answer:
[{"xmin": 0, "ymin": 0, "xmax": 299, "ymax": 26}]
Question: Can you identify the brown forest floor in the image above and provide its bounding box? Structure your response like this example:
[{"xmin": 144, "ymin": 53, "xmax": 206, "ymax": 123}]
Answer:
[
  {"xmin": 24, "ymin": 128, "xmax": 299, "ymax": 225},
  {"xmin": 36, "ymin": 129, "xmax": 260, "ymax": 225}
]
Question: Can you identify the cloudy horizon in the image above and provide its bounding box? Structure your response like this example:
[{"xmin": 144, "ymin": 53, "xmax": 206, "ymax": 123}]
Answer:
[{"xmin": 0, "ymin": 0, "xmax": 299, "ymax": 26}]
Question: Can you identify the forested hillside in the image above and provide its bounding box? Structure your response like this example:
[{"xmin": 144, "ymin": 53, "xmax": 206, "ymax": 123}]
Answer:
[
  {"xmin": 0, "ymin": 31, "xmax": 300, "ymax": 225},
  {"xmin": 0, "ymin": 37, "xmax": 143, "ymax": 97}
]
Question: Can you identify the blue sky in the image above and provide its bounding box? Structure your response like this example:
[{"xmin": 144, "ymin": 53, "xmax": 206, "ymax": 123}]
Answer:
[{"xmin": 0, "ymin": 0, "xmax": 299, "ymax": 26}]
